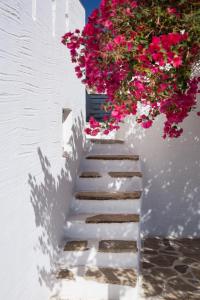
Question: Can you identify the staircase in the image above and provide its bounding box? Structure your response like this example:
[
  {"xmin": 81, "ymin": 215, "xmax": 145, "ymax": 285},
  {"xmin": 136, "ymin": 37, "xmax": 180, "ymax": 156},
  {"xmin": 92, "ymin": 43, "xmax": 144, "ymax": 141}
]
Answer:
[{"xmin": 51, "ymin": 139, "xmax": 143, "ymax": 300}]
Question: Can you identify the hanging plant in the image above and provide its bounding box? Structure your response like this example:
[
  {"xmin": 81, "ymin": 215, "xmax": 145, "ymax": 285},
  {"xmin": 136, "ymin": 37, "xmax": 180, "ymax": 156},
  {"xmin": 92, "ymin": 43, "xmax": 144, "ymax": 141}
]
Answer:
[{"xmin": 62, "ymin": 0, "xmax": 200, "ymax": 138}]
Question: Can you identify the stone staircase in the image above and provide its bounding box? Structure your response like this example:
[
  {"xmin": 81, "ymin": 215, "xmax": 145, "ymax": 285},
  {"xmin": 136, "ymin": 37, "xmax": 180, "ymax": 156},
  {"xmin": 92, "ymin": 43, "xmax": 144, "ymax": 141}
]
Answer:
[{"xmin": 51, "ymin": 139, "xmax": 143, "ymax": 300}]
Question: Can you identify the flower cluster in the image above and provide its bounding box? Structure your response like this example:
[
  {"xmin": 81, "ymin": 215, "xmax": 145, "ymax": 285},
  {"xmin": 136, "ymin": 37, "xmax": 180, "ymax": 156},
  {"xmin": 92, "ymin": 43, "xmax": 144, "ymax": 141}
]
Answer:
[{"xmin": 62, "ymin": 0, "xmax": 200, "ymax": 138}]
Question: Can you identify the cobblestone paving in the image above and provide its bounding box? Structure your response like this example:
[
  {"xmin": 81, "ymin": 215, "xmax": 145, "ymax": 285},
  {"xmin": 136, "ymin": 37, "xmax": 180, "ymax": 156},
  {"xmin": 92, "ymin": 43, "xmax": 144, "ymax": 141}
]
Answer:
[{"xmin": 140, "ymin": 238, "xmax": 200, "ymax": 300}]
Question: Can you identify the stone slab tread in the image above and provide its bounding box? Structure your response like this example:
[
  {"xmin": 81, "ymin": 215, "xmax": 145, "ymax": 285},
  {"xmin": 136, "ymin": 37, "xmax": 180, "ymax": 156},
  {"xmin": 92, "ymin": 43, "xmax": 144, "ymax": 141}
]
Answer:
[
  {"xmin": 99, "ymin": 240, "xmax": 138, "ymax": 253},
  {"xmin": 85, "ymin": 267, "xmax": 137, "ymax": 287},
  {"xmin": 90, "ymin": 139, "xmax": 124, "ymax": 144},
  {"xmin": 57, "ymin": 267, "xmax": 137, "ymax": 287},
  {"xmin": 63, "ymin": 240, "xmax": 137, "ymax": 253},
  {"xmin": 64, "ymin": 241, "xmax": 89, "ymax": 251},
  {"xmin": 86, "ymin": 155, "xmax": 139, "ymax": 160},
  {"xmin": 79, "ymin": 172, "xmax": 102, "ymax": 178},
  {"xmin": 86, "ymin": 214, "xmax": 140, "ymax": 223},
  {"xmin": 75, "ymin": 191, "xmax": 142, "ymax": 200},
  {"xmin": 108, "ymin": 172, "xmax": 142, "ymax": 178}
]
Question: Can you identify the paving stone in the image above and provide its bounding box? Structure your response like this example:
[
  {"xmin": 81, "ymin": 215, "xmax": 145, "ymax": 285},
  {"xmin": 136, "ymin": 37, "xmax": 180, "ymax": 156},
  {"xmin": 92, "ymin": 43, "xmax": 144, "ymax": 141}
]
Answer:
[
  {"xmin": 151, "ymin": 267, "xmax": 177, "ymax": 279},
  {"xmin": 98, "ymin": 240, "xmax": 137, "ymax": 253},
  {"xmin": 141, "ymin": 238, "xmax": 200, "ymax": 298},
  {"xmin": 182, "ymin": 257, "xmax": 199, "ymax": 265},
  {"xmin": 86, "ymin": 214, "xmax": 139, "ymax": 224},
  {"xmin": 191, "ymin": 267, "xmax": 200, "ymax": 280},
  {"xmin": 167, "ymin": 277, "xmax": 197, "ymax": 292},
  {"xmin": 86, "ymin": 154, "xmax": 139, "ymax": 160},
  {"xmin": 164, "ymin": 245, "xmax": 176, "ymax": 251},
  {"xmin": 142, "ymin": 249, "xmax": 158, "ymax": 255},
  {"xmin": 64, "ymin": 241, "xmax": 88, "ymax": 251},
  {"xmin": 149, "ymin": 254, "xmax": 177, "ymax": 267},
  {"xmin": 174, "ymin": 264, "xmax": 189, "ymax": 274},
  {"xmin": 75, "ymin": 191, "xmax": 142, "ymax": 200},
  {"xmin": 142, "ymin": 274, "xmax": 164, "ymax": 296},
  {"xmin": 84, "ymin": 267, "xmax": 137, "ymax": 287},
  {"xmin": 143, "ymin": 237, "xmax": 165, "ymax": 249},
  {"xmin": 182, "ymin": 253, "xmax": 200, "ymax": 261},
  {"xmin": 142, "ymin": 261, "xmax": 155, "ymax": 269}
]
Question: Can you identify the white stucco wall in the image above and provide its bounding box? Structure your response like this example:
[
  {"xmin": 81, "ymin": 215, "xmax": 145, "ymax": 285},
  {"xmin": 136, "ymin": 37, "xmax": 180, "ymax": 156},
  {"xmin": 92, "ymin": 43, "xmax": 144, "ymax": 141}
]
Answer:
[
  {"xmin": 116, "ymin": 79, "xmax": 200, "ymax": 238},
  {"xmin": 0, "ymin": 1, "xmax": 85, "ymax": 300}
]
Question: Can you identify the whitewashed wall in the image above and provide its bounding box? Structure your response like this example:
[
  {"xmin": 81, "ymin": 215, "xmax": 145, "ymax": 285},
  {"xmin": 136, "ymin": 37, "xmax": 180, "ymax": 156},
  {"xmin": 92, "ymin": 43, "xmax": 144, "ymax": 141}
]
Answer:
[
  {"xmin": 0, "ymin": 1, "xmax": 85, "ymax": 300},
  {"xmin": 116, "ymin": 79, "xmax": 200, "ymax": 238}
]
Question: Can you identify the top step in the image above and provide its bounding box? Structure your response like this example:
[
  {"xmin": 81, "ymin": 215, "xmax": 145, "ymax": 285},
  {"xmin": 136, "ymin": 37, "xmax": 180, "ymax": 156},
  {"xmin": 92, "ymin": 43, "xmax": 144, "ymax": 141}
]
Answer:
[{"xmin": 89, "ymin": 139, "xmax": 124, "ymax": 144}]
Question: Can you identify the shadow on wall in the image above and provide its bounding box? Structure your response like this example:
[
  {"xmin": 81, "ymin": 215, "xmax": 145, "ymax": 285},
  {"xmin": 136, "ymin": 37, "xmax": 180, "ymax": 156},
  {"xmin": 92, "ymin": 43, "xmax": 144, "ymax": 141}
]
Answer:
[
  {"xmin": 116, "ymin": 109, "xmax": 200, "ymax": 238},
  {"xmin": 28, "ymin": 114, "xmax": 85, "ymax": 290}
]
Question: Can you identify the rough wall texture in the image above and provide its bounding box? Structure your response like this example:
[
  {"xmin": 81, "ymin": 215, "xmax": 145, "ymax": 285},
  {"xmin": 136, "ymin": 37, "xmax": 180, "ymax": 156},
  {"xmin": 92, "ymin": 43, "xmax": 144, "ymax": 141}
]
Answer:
[
  {"xmin": 0, "ymin": 1, "xmax": 85, "ymax": 299},
  {"xmin": 116, "ymin": 76, "xmax": 200, "ymax": 238}
]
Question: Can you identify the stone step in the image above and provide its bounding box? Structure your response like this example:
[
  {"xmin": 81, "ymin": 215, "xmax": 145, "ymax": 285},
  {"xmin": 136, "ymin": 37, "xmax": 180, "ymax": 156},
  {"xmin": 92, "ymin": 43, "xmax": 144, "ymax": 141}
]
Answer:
[
  {"xmin": 79, "ymin": 172, "xmax": 102, "ymax": 178},
  {"xmin": 108, "ymin": 172, "xmax": 142, "ymax": 178},
  {"xmin": 85, "ymin": 267, "xmax": 137, "ymax": 287},
  {"xmin": 79, "ymin": 171, "xmax": 143, "ymax": 178},
  {"xmin": 71, "ymin": 198, "xmax": 141, "ymax": 214},
  {"xmin": 87, "ymin": 143, "xmax": 132, "ymax": 156},
  {"xmin": 75, "ymin": 191, "xmax": 142, "ymax": 200},
  {"xmin": 90, "ymin": 139, "xmax": 124, "ymax": 144},
  {"xmin": 76, "ymin": 176, "xmax": 142, "ymax": 192},
  {"xmin": 63, "ymin": 240, "xmax": 137, "ymax": 253},
  {"xmin": 57, "ymin": 240, "xmax": 138, "ymax": 268},
  {"xmin": 80, "ymin": 158, "xmax": 141, "ymax": 173},
  {"xmin": 57, "ymin": 267, "xmax": 137, "ymax": 288},
  {"xmin": 64, "ymin": 214, "xmax": 139, "ymax": 240},
  {"xmin": 86, "ymin": 155, "xmax": 139, "ymax": 161},
  {"xmin": 99, "ymin": 240, "xmax": 137, "ymax": 253},
  {"xmin": 64, "ymin": 240, "xmax": 88, "ymax": 251},
  {"xmin": 51, "ymin": 267, "xmax": 138, "ymax": 300},
  {"xmin": 86, "ymin": 214, "xmax": 140, "ymax": 224}
]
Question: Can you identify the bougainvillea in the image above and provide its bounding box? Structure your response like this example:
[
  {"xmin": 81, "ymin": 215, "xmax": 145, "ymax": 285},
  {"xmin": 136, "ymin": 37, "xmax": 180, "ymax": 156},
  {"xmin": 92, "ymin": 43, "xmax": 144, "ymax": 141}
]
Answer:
[{"xmin": 62, "ymin": 0, "xmax": 200, "ymax": 138}]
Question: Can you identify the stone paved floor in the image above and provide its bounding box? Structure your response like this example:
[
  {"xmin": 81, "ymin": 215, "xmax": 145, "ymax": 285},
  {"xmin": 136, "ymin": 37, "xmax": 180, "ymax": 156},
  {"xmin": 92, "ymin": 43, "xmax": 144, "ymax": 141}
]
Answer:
[{"xmin": 140, "ymin": 237, "xmax": 200, "ymax": 300}]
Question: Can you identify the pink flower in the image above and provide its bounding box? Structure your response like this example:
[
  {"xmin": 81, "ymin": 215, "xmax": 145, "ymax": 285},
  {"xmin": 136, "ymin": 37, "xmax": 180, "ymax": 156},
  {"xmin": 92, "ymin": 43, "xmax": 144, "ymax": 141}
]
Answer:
[
  {"xmin": 89, "ymin": 116, "xmax": 100, "ymax": 128},
  {"xmin": 131, "ymin": 104, "xmax": 137, "ymax": 115},
  {"xmin": 83, "ymin": 23, "xmax": 95, "ymax": 36},
  {"xmin": 103, "ymin": 115, "xmax": 109, "ymax": 121},
  {"xmin": 167, "ymin": 7, "xmax": 177, "ymax": 15},
  {"xmin": 141, "ymin": 120, "xmax": 153, "ymax": 129},
  {"xmin": 91, "ymin": 128, "xmax": 100, "ymax": 136},
  {"xmin": 88, "ymin": 9, "xmax": 99, "ymax": 21},
  {"xmin": 91, "ymin": 129, "xmax": 100, "ymax": 136},
  {"xmin": 127, "ymin": 42, "xmax": 133, "ymax": 51},
  {"xmin": 151, "ymin": 66, "xmax": 159, "ymax": 74},
  {"xmin": 111, "ymin": 110, "xmax": 120, "ymax": 118},
  {"xmin": 197, "ymin": 112, "xmax": 200, "ymax": 116},
  {"xmin": 104, "ymin": 20, "xmax": 113, "ymax": 29},
  {"xmin": 152, "ymin": 52, "xmax": 165, "ymax": 66},
  {"xmin": 103, "ymin": 129, "xmax": 110, "ymax": 135},
  {"xmin": 160, "ymin": 83, "xmax": 168, "ymax": 91},
  {"xmin": 152, "ymin": 36, "xmax": 161, "ymax": 46},
  {"xmin": 131, "ymin": 1, "xmax": 138, "ymax": 9},
  {"xmin": 85, "ymin": 128, "xmax": 91, "ymax": 135},
  {"xmin": 114, "ymin": 35, "xmax": 125, "ymax": 45},
  {"xmin": 105, "ymin": 42, "xmax": 115, "ymax": 51},
  {"xmin": 134, "ymin": 80, "xmax": 145, "ymax": 91},
  {"xmin": 168, "ymin": 32, "xmax": 182, "ymax": 46},
  {"xmin": 172, "ymin": 56, "xmax": 182, "ymax": 68}
]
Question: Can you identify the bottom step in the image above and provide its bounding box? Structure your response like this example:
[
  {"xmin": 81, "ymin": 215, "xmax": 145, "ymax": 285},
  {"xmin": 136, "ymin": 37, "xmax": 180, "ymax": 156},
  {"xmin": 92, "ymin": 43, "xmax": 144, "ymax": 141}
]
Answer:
[
  {"xmin": 51, "ymin": 266, "xmax": 138, "ymax": 300},
  {"xmin": 51, "ymin": 279, "xmax": 138, "ymax": 300},
  {"xmin": 57, "ymin": 267, "xmax": 137, "ymax": 287}
]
